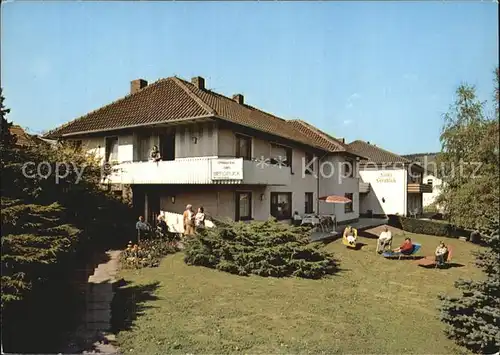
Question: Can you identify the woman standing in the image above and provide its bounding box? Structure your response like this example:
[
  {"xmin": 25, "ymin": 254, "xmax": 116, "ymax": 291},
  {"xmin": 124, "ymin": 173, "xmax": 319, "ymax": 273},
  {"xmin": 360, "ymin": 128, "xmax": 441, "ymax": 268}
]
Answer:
[{"xmin": 195, "ymin": 206, "xmax": 206, "ymax": 231}]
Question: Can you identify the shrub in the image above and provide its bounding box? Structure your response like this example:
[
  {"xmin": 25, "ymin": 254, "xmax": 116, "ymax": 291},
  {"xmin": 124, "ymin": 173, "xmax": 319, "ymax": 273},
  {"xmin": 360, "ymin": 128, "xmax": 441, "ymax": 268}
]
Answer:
[
  {"xmin": 120, "ymin": 238, "xmax": 179, "ymax": 269},
  {"xmin": 387, "ymin": 214, "xmax": 471, "ymax": 239},
  {"xmin": 183, "ymin": 218, "xmax": 338, "ymax": 279},
  {"xmin": 439, "ymin": 228, "xmax": 500, "ymax": 354}
]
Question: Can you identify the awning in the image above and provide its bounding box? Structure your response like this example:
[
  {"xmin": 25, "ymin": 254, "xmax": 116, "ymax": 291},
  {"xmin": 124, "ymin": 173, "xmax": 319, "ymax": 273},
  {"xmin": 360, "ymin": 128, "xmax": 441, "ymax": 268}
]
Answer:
[{"xmin": 318, "ymin": 195, "xmax": 352, "ymax": 204}]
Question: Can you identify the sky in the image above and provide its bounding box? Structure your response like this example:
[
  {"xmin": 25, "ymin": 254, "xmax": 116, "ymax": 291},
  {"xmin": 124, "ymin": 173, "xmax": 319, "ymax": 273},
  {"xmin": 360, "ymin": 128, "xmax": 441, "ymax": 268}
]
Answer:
[{"xmin": 1, "ymin": 1, "xmax": 498, "ymax": 155}]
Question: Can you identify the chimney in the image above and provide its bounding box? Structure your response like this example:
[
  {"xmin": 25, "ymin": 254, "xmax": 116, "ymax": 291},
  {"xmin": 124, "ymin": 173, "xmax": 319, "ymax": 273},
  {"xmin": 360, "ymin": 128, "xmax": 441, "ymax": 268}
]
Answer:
[
  {"xmin": 338, "ymin": 137, "xmax": 345, "ymax": 143},
  {"xmin": 191, "ymin": 76, "xmax": 205, "ymax": 90},
  {"xmin": 131, "ymin": 79, "xmax": 148, "ymax": 94},
  {"xmin": 232, "ymin": 94, "xmax": 244, "ymax": 105}
]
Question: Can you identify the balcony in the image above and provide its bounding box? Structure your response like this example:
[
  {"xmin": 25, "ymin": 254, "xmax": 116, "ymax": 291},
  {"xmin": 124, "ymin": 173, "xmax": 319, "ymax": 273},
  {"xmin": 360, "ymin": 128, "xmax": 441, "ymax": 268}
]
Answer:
[
  {"xmin": 103, "ymin": 157, "xmax": 292, "ymax": 186},
  {"xmin": 407, "ymin": 183, "xmax": 433, "ymax": 193},
  {"xmin": 359, "ymin": 182, "xmax": 370, "ymax": 193}
]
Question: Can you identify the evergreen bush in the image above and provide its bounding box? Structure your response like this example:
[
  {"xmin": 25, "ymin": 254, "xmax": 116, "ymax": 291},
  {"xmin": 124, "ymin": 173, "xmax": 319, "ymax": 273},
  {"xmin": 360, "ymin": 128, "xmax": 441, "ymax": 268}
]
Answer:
[
  {"xmin": 183, "ymin": 219, "xmax": 338, "ymax": 279},
  {"xmin": 439, "ymin": 228, "xmax": 499, "ymax": 354}
]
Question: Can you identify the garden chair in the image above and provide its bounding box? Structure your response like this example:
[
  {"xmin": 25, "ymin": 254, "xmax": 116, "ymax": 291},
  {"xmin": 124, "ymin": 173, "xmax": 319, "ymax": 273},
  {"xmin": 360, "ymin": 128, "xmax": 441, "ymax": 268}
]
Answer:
[
  {"xmin": 382, "ymin": 243, "xmax": 421, "ymax": 259},
  {"xmin": 416, "ymin": 245, "xmax": 453, "ymax": 268},
  {"xmin": 375, "ymin": 237, "xmax": 393, "ymax": 254},
  {"xmin": 342, "ymin": 228, "xmax": 358, "ymax": 249}
]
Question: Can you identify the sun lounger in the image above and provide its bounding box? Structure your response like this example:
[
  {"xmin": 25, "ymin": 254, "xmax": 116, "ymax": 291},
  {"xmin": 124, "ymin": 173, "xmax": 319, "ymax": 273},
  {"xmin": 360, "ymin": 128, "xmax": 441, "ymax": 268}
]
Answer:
[{"xmin": 382, "ymin": 243, "xmax": 421, "ymax": 259}]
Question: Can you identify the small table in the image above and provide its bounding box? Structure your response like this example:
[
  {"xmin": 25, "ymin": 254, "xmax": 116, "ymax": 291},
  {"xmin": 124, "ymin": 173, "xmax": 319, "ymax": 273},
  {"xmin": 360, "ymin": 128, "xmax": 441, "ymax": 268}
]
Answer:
[{"xmin": 301, "ymin": 215, "xmax": 321, "ymax": 226}]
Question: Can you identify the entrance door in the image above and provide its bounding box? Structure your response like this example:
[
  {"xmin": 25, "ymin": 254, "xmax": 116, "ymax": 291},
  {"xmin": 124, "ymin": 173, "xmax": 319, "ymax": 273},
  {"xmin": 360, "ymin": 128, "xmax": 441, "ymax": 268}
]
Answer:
[{"xmin": 159, "ymin": 133, "xmax": 175, "ymax": 161}]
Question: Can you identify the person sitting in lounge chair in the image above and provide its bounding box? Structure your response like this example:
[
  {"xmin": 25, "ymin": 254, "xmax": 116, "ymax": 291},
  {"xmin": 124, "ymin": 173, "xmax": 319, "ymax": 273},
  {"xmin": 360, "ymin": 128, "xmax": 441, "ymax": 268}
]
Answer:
[
  {"xmin": 343, "ymin": 225, "xmax": 357, "ymax": 245},
  {"xmin": 435, "ymin": 241, "xmax": 449, "ymax": 266},
  {"xmin": 393, "ymin": 237, "xmax": 413, "ymax": 254},
  {"xmin": 377, "ymin": 226, "xmax": 392, "ymax": 253}
]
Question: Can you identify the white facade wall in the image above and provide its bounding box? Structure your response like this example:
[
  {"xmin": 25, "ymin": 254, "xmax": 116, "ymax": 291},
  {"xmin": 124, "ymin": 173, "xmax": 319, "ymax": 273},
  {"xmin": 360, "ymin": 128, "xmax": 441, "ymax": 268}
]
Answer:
[
  {"xmin": 217, "ymin": 128, "xmax": 321, "ymax": 220},
  {"xmin": 423, "ymin": 174, "xmax": 443, "ymax": 208},
  {"xmin": 76, "ymin": 123, "xmax": 359, "ymax": 223},
  {"xmin": 317, "ymin": 155, "xmax": 360, "ymax": 221},
  {"xmin": 359, "ymin": 168, "xmax": 407, "ymax": 216},
  {"xmin": 79, "ymin": 122, "xmax": 218, "ymax": 163}
]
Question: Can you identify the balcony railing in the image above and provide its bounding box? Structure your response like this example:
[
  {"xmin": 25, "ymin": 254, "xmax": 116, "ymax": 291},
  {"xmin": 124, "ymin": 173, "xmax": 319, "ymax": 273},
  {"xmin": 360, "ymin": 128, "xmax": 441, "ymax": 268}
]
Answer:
[
  {"xmin": 359, "ymin": 182, "xmax": 370, "ymax": 193},
  {"xmin": 102, "ymin": 157, "xmax": 291, "ymax": 185},
  {"xmin": 407, "ymin": 183, "xmax": 433, "ymax": 193}
]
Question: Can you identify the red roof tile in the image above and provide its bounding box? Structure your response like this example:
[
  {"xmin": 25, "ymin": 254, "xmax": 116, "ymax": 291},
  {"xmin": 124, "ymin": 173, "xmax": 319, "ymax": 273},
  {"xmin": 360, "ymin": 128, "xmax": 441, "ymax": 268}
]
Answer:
[
  {"xmin": 46, "ymin": 76, "xmax": 356, "ymax": 155},
  {"xmin": 347, "ymin": 140, "xmax": 412, "ymax": 164}
]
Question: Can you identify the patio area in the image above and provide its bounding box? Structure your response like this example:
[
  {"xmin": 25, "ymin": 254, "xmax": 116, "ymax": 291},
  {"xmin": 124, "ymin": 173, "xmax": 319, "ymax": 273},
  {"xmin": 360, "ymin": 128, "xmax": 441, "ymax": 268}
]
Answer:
[{"xmin": 309, "ymin": 217, "xmax": 388, "ymax": 242}]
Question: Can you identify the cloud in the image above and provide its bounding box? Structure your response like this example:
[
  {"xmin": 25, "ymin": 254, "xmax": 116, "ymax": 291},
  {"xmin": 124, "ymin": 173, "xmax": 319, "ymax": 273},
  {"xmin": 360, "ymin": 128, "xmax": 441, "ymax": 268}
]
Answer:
[
  {"xmin": 343, "ymin": 119, "xmax": 353, "ymax": 126},
  {"xmin": 345, "ymin": 93, "xmax": 361, "ymax": 109}
]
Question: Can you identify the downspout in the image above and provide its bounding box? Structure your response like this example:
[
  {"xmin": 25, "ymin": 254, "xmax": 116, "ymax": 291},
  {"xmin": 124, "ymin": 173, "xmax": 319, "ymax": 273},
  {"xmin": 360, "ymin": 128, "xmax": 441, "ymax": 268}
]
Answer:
[
  {"xmin": 403, "ymin": 164, "xmax": 408, "ymax": 216},
  {"xmin": 316, "ymin": 152, "xmax": 329, "ymax": 214}
]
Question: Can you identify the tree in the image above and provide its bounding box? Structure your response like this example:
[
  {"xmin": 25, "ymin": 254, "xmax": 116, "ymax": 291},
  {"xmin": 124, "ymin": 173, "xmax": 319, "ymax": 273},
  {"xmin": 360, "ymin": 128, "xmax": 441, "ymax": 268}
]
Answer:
[
  {"xmin": 1, "ymin": 89, "xmax": 17, "ymax": 165},
  {"xmin": 438, "ymin": 70, "xmax": 500, "ymax": 354},
  {"xmin": 1, "ymin": 89, "xmax": 135, "ymax": 352},
  {"xmin": 436, "ymin": 82, "xmax": 499, "ymax": 233}
]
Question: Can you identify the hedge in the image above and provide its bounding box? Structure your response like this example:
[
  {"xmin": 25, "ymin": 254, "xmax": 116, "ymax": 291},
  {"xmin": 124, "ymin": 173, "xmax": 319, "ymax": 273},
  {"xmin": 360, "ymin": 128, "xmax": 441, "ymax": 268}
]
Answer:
[{"xmin": 387, "ymin": 214, "xmax": 472, "ymax": 239}]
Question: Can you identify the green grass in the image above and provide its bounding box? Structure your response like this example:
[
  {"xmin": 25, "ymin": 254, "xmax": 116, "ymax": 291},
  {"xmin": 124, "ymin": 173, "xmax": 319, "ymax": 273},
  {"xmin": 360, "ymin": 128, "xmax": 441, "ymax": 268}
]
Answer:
[{"xmin": 113, "ymin": 227, "xmax": 483, "ymax": 354}]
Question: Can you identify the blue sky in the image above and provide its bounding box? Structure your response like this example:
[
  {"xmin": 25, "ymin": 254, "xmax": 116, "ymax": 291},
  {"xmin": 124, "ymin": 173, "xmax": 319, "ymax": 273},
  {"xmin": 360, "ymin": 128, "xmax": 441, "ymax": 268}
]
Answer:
[{"xmin": 2, "ymin": 1, "xmax": 498, "ymax": 154}]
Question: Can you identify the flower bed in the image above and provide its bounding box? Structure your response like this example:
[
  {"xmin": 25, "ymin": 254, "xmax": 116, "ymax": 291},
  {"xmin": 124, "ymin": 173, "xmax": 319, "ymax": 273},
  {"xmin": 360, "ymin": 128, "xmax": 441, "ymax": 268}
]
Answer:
[{"xmin": 120, "ymin": 238, "xmax": 180, "ymax": 269}]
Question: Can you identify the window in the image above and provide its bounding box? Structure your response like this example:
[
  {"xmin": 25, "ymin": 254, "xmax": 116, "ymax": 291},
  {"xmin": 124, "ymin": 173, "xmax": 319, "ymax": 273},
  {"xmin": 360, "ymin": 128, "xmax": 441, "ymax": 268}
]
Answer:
[
  {"xmin": 236, "ymin": 134, "xmax": 252, "ymax": 160},
  {"xmin": 305, "ymin": 153, "xmax": 315, "ymax": 175},
  {"xmin": 235, "ymin": 192, "xmax": 252, "ymax": 221},
  {"xmin": 270, "ymin": 143, "xmax": 292, "ymax": 168},
  {"xmin": 343, "ymin": 159, "xmax": 355, "ymax": 178},
  {"xmin": 305, "ymin": 192, "xmax": 314, "ymax": 214},
  {"xmin": 159, "ymin": 133, "xmax": 175, "ymax": 161},
  {"xmin": 344, "ymin": 193, "xmax": 354, "ymax": 213},
  {"xmin": 427, "ymin": 178, "xmax": 433, "ymax": 187},
  {"xmin": 271, "ymin": 192, "xmax": 292, "ymax": 220},
  {"xmin": 105, "ymin": 136, "xmax": 119, "ymax": 162}
]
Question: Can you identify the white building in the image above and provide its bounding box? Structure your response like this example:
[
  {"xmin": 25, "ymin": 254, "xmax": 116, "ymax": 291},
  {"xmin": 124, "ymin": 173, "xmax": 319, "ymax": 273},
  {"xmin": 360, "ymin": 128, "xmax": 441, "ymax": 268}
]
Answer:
[
  {"xmin": 422, "ymin": 174, "xmax": 443, "ymax": 208},
  {"xmin": 402, "ymin": 153, "xmax": 443, "ymax": 210},
  {"xmin": 45, "ymin": 76, "xmax": 363, "ymax": 224},
  {"xmin": 347, "ymin": 140, "xmax": 432, "ymax": 217}
]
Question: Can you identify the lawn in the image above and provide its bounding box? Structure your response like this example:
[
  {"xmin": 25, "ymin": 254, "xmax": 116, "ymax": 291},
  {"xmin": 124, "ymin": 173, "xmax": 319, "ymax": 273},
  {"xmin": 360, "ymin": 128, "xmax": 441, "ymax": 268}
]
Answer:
[{"xmin": 112, "ymin": 226, "xmax": 483, "ymax": 354}]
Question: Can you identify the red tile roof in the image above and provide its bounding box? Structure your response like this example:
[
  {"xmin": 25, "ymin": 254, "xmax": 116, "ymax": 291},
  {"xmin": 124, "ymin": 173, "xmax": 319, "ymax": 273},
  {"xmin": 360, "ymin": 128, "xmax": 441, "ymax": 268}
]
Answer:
[
  {"xmin": 9, "ymin": 125, "xmax": 46, "ymax": 147},
  {"xmin": 347, "ymin": 140, "xmax": 414, "ymax": 165},
  {"xmin": 45, "ymin": 76, "xmax": 360, "ymax": 155}
]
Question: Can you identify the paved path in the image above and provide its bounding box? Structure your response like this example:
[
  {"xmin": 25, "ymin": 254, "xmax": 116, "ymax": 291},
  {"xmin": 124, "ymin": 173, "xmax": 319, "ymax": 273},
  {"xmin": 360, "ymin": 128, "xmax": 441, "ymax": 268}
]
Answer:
[{"xmin": 63, "ymin": 250, "xmax": 122, "ymax": 354}]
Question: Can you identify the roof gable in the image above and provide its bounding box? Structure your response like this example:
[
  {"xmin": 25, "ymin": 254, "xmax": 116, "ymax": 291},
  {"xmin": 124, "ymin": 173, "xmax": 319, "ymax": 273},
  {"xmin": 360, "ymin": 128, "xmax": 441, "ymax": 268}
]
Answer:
[
  {"xmin": 45, "ymin": 78, "xmax": 211, "ymax": 138},
  {"xmin": 45, "ymin": 76, "xmax": 355, "ymax": 154}
]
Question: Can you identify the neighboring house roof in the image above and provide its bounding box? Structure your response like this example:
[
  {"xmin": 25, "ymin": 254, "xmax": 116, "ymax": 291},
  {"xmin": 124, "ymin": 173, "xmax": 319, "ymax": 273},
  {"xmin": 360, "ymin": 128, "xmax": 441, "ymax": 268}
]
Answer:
[
  {"xmin": 286, "ymin": 119, "xmax": 360, "ymax": 156},
  {"xmin": 44, "ymin": 76, "xmax": 359, "ymax": 156},
  {"xmin": 347, "ymin": 140, "xmax": 414, "ymax": 165},
  {"xmin": 402, "ymin": 152, "xmax": 439, "ymax": 174},
  {"xmin": 9, "ymin": 125, "xmax": 48, "ymax": 147}
]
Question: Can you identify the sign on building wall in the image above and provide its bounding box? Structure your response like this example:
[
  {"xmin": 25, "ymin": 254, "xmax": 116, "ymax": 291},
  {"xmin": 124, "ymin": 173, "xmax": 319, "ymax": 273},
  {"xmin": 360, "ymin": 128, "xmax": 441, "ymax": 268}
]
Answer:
[
  {"xmin": 211, "ymin": 158, "xmax": 243, "ymax": 180},
  {"xmin": 376, "ymin": 172, "xmax": 396, "ymax": 183}
]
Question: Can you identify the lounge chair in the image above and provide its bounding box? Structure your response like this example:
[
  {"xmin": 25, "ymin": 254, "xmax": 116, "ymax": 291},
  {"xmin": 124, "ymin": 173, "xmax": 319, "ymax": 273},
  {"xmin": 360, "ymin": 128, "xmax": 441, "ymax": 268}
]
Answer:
[
  {"xmin": 382, "ymin": 243, "xmax": 421, "ymax": 259},
  {"xmin": 417, "ymin": 246, "xmax": 453, "ymax": 268},
  {"xmin": 342, "ymin": 228, "xmax": 358, "ymax": 248}
]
